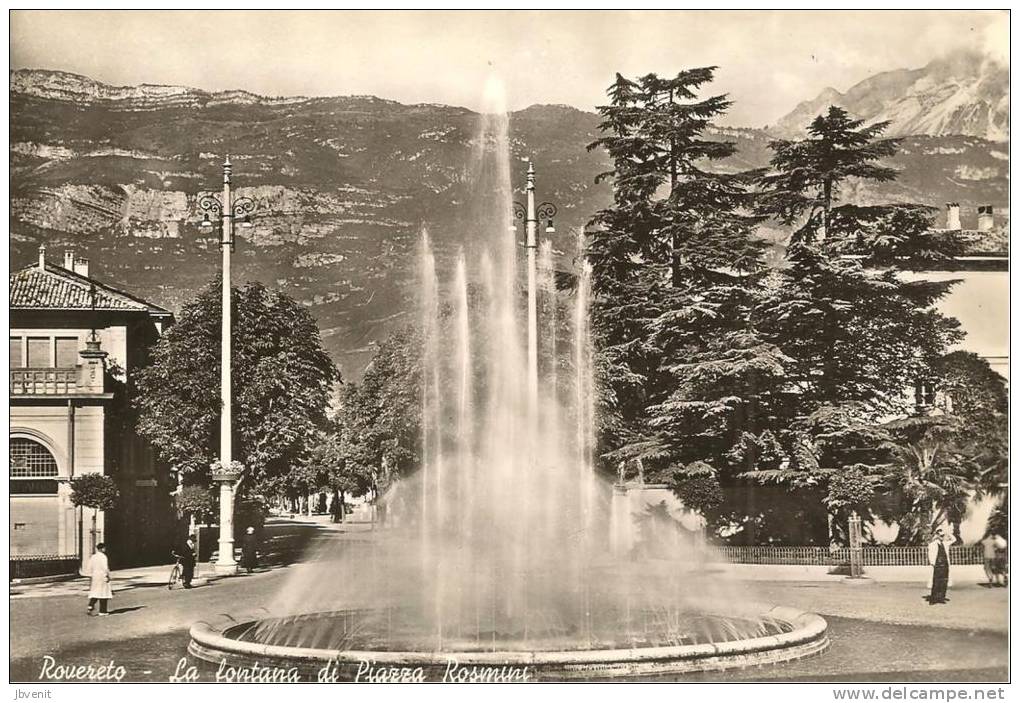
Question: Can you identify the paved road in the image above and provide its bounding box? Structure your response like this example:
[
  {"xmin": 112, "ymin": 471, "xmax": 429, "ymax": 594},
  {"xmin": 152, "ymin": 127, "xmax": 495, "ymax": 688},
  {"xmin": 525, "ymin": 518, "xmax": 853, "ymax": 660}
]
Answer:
[
  {"xmin": 10, "ymin": 519, "xmax": 1009, "ymax": 682},
  {"xmin": 10, "ymin": 517, "xmax": 373, "ymax": 661},
  {"xmin": 751, "ymin": 579, "xmax": 1008, "ymax": 633}
]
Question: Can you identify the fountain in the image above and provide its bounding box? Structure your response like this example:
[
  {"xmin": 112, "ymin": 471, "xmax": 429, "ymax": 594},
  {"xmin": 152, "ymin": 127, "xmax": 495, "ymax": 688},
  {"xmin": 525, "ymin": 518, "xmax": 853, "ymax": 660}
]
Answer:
[{"xmin": 188, "ymin": 78, "xmax": 828, "ymax": 680}]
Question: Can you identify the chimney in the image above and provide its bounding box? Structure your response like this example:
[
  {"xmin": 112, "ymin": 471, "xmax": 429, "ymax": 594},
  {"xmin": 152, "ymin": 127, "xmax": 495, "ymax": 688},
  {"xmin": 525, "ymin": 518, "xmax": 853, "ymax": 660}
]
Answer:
[
  {"xmin": 63, "ymin": 249, "xmax": 75, "ymax": 271},
  {"xmin": 38, "ymin": 243, "xmax": 46, "ymax": 269},
  {"xmin": 977, "ymin": 205, "xmax": 994, "ymax": 232},
  {"xmin": 73, "ymin": 258, "xmax": 90, "ymax": 278},
  {"xmin": 945, "ymin": 203, "xmax": 961, "ymax": 230}
]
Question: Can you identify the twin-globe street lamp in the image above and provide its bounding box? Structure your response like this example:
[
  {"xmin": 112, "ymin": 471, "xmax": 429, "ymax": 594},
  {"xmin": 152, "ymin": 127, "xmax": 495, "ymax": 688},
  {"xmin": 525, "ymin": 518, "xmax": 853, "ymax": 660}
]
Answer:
[
  {"xmin": 198, "ymin": 156, "xmax": 256, "ymax": 574},
  {"xmin": 511, "ymin": 161, "xmax": 557, "ymax": 416}
]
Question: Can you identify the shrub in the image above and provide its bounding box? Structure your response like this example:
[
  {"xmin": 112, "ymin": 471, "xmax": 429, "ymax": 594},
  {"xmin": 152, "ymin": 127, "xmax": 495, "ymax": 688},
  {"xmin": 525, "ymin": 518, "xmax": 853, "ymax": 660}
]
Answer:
[
  {"xmin": 177, "ymin": 485, "xmax": 217, "ymax": 523},
  {"xmin": 826, "ymin": 465, "xmax": 875, "ymax": 513},
  {"xmin": 69, "ymin": 473, "xmax": 119, "ymax": 511}
]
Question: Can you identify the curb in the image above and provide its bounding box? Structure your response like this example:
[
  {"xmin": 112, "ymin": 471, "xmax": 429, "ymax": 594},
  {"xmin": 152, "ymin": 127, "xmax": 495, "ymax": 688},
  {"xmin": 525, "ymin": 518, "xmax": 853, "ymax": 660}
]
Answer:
[
  {"xmin": 9, "ymin": 573, "xmax": 83, "ymax": 586},
  {"xmin": 9, "ymin": 565, "xmax": 278, "ymax": 598},
  {"xmin": 187, "ymin": 604, "xmax": 829, "ymax": 679}
]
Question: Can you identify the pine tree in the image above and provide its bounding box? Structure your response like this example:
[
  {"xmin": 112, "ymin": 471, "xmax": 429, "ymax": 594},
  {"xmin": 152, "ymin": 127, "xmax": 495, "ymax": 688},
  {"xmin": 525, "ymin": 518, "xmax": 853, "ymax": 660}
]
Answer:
[
  {"xmin": 588, "ymin": 69, "xmax": 764, "ymax": 287},
  {"xmin": 757, "ymin": 105, "xmax": 960, "ymax": 267},
  {"xmin": 742, "ymin": 106, "xmax": 965, "ymax": 543},
  {"xmin": 757, "ymin": 248, "xmax": 961, "ymax": 411},
  {"xmin": 758, "ymin": 106, "xmax": 898, "ymax": 243},
  {"xmin": 587, "ymin": 69, "xmax": 771, "ymax": 499},
  {"xmin": 754, "ymin": 106, "xmax": 963, "ymax": 413}
]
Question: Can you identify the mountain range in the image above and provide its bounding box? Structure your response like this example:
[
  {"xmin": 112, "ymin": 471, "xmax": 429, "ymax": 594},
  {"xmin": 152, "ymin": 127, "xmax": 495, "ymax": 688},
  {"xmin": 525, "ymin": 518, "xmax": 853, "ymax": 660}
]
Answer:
[
  {"xmin": 772, "ymin": 51, "xmax": 1008, "ymax": 141},
  {"xmin": 8, "ymin": 53, "xmax": 1009, "ymax": 376}
]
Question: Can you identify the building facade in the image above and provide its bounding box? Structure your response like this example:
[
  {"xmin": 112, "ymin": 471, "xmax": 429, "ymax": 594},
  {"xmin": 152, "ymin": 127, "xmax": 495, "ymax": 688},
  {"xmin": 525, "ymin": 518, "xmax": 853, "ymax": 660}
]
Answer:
[
  {"xmin": 924, "ymin": 202, "xmax": 1009, "ymax": 380},
  {"xmin": 10, "ymin": 247, "xmax": 175, "ymax": 574}
]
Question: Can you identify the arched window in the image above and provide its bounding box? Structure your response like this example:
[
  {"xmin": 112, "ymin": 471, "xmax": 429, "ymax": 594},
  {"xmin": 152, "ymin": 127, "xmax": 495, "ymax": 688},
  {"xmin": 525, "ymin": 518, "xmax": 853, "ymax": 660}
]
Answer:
[{"xmin": 10, "ymin": 438, "xmax": 59, "ymax": 478}]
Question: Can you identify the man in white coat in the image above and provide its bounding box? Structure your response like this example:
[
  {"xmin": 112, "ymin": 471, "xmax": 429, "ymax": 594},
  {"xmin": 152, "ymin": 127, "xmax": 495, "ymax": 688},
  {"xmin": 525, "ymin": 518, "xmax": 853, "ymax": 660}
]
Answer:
[{"xmin": 87, "ymin": 543, "xmax": 113, "ymax": 616}]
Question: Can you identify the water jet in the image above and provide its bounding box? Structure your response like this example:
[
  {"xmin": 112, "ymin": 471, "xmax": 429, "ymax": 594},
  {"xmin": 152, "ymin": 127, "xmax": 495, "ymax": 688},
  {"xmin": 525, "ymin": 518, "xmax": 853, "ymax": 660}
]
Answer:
[{"xmin": 188, "ymin": 80, "xmax": 828, "ymax": 679}]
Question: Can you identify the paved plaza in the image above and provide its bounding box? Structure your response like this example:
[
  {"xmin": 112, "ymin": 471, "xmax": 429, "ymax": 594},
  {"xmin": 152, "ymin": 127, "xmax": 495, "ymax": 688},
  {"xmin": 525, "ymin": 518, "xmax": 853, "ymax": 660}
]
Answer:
[{"xmin": 10, "ymin": 517, "xmax": 1009, "ymax": 683}]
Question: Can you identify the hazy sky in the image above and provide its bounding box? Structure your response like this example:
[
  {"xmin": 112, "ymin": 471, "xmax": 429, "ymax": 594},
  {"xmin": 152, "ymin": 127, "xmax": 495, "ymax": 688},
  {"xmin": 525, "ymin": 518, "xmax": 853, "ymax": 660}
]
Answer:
[{"xmin": 10, "ymin": 10, "xmax": 1009, "ymax": 127}]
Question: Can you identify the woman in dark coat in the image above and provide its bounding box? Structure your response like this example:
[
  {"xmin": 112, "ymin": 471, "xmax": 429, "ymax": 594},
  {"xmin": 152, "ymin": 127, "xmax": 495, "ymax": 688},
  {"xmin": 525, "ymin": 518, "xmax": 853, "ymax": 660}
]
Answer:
[
  {"xmin": 241, "ymin": 526, "xmax": 259, "ymax": 574},
  {"xmin": 927, "ymin": 528, "xmax": 952, "ymax": 604}
]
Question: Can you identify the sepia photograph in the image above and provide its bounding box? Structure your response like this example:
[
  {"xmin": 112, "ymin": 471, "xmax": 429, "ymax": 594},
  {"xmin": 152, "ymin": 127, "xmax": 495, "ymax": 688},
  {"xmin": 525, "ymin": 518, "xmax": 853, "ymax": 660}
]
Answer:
[{"xmin": 6, "ymin": 8, "xmax": 1011, "ymax": 691}]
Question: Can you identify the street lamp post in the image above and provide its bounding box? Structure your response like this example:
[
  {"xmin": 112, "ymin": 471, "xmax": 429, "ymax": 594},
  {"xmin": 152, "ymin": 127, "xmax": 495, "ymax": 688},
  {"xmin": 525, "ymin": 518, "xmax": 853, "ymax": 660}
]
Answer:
[
  {"xmin": 511, "ymin": 160, "xmax": 557, "ymax": 635},
  {"xmin": 199, "ymin": 156, "xmax": 256, "ymax": 575},
  {"xmin": 848, "ymin": 511, "xmax": 864, "ymax": 579},
  {"xmin": 512, "ymin": 161, "xmax": 557, "ymax": 414}
]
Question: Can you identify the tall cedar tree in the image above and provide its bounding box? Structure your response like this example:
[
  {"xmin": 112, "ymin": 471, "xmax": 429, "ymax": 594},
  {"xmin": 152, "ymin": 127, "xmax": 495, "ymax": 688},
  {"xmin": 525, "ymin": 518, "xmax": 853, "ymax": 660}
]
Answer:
[
  {"xmin": 587, "ymin": 70, "xmax": 774, "ymax": 494},
  {"xmin": 135, "ymin": 277, "xmax": 340, "ymax": 494},
  {"xmin": 758, "ymin": 106, "xmax": 962, "ymax": 267},
  {"xmin": 743, "ymin": 107, "xmax": 963, "ymax": 543}
]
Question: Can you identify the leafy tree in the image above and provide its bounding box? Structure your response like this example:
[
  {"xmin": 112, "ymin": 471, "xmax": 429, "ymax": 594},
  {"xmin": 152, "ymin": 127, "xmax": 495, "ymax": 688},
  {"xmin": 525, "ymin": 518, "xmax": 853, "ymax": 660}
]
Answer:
[
  {"xmin": 825, "ymin": 464, "xmax": 878, "ymax": 542},
  {"xmin": 235, "ymin": 497, "xmax": 267, "ymax": 535},
  {"xmin": 932, "ymin": 352, "xmax": 1008, "ymax": 537},
  {"xmin": 588, "ymin": 85, "xmax": 967, "ymax": 545},
  {"xmin": 986, "ymin": 503, "xmax": 1008, "ymax": 538},
  {"xmin": 936, "ymin": 351, "xmax": 1008, "ymax": 496},
  {"xmin": 135, "ymin": 276, "xmax": 340, "ymax": 494},
  {"xmin": 339, "ymin": 327, "xmax": 423, "ymax": 498},
  {"xmin": 826, "ymin": 465, "xmax": 876, "ymax": 514},
  {"xmin": 756, "ymin": 250, "xmax": 961, "ymax": 412},
  {"xmin": 292, "ymin": 428, "xmax": 374, "ymax": 515},
  {"xmin": 70, "ymin": 473, "xmax": 120, "ymax": 512},
  {"xmin": 671, "ymin": 464, "xmax": 723, "ymax": 518},
  {"xmin": 176, "ymin": 485, "xmax": 216, "ymax": 524},
  {"xmin": 70, "ymin": 473, "xmax": 120, "ymax": 552},
  {"xmin": 588, "ymin": 70, "xmax": 763, "ymax": 286}
]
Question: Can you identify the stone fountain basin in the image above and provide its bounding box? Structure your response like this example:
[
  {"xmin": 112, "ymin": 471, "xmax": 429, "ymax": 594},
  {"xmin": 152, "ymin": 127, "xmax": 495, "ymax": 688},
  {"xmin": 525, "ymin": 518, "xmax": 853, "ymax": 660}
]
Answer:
[{"xmin": 188, "ymin": 605, "xmax": 828, "ymax": 680}]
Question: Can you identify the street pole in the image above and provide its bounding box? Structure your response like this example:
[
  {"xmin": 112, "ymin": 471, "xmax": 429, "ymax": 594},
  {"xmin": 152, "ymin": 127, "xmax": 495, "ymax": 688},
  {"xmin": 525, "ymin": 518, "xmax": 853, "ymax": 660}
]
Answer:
[
  {"xmin": 525, "ymin": 161, "xmax": 539, "ymax": 419},
  {"xmin": 198, "ymin": 157, "xmax": 255, "ymax": 575},
  {"xmin": 221, "ymin": 156, "xmax": 232, "ymax": 481},
  {"xmin": 214, "ymin": 156, "xmax": 238, "ymax": 574},
  {"xmin": 848, "ymin": 511, "xmax": 864, "ymax": 579}
]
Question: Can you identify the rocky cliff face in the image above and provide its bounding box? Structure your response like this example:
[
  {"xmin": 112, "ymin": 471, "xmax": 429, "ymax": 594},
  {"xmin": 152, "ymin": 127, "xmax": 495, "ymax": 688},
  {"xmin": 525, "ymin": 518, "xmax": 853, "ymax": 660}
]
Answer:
[
  {"xmin": 9, "ymin": 68, "xmax": 1008, "ymax": 375},
  {"xmin": 10, "ymin": 68, "xmax": 310, "ymax": 107},
  {"xmin": 773, "ymin": 51, "xmax": 1008, "ymax": 141},
  {"xmin": 9, "ymin": 71, "xmax": 616, "ymax": 375}
]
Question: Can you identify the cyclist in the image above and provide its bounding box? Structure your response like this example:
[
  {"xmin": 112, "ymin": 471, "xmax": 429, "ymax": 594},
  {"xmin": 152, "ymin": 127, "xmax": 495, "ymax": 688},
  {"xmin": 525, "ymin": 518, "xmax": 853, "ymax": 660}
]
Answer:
[{"xmin": 171, "ymin": 536, "xmax": 197, "ymax": 589}]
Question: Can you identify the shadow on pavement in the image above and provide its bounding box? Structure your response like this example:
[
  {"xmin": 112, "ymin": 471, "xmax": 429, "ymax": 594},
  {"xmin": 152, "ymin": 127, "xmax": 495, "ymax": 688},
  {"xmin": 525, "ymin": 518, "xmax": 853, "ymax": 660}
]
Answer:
[{"xmin": 244, "ymin": 519, "xmax": 330, "ymax": 569}]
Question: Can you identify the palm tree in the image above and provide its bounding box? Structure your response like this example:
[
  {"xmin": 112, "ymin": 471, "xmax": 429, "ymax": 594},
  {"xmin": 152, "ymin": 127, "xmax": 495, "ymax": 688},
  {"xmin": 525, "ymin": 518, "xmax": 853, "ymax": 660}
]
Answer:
[{"xmin": 878, "ymin": 416, "xmax": 975, "ymax": 544}]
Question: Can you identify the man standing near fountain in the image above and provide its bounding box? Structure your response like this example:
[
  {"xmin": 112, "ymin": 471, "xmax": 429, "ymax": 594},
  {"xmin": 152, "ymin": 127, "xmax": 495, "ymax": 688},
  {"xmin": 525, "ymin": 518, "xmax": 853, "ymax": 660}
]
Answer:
[
  {"xmin": 927, "ymin": 528, "xmax": 953, "ymax": 604},
  {"xmin": 179, "ymin": 536, "xmax": 197, "ymax": 589},
  {"xmin": 241, "ymin": 526, "xmax": 259, "ymax": 574}
]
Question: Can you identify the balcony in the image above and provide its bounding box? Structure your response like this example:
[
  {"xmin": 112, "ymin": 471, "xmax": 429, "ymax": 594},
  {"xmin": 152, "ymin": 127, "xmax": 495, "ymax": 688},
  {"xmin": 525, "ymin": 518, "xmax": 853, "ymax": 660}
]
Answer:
[{"xmin": 11, "ymin": 368, "xmax": 81, "ymax": 395}]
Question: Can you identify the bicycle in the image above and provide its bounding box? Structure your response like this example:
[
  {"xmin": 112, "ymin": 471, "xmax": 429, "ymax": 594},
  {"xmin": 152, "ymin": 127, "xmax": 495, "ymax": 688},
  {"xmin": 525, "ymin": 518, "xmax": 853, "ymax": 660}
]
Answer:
[{"xmin": 167, "ymin": 553, "xmax": 183, "ymax": 590}]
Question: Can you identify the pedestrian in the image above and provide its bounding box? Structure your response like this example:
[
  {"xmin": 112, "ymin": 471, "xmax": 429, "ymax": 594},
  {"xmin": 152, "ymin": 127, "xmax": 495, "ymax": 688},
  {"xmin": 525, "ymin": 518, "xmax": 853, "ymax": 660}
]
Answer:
[
  {"xmin": 981, "ymin": 532, "xmax": 1001, "ymax": 586},
  {"xmin": 330, "ymin": 493, "xmax": 342, "ymax": 524},
  {"xmin": 926, "ymin": 527, "xmax": 952, "ymax": 604},
  {"xmin": 241, "ymin": 526, "xmax": 259, "ymax": 574},
  {"xmin": 991, "ymin": 533, "xmax": 1008, "ymax": 587},
  {"xmin": 87, "ymin": 543, "xmax": 113, "ymax": 616},
  {"xmin": 180, "ymin": 535, "xmax": 197, "ymax": 589}
]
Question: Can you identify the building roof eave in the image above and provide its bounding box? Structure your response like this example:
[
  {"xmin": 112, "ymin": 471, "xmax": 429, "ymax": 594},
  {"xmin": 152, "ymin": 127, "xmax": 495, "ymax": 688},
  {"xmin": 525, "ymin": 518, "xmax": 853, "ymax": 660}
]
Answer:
[{"xmin": 9, "ymin": 261, "xmax": 174, "ymax": 317}]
